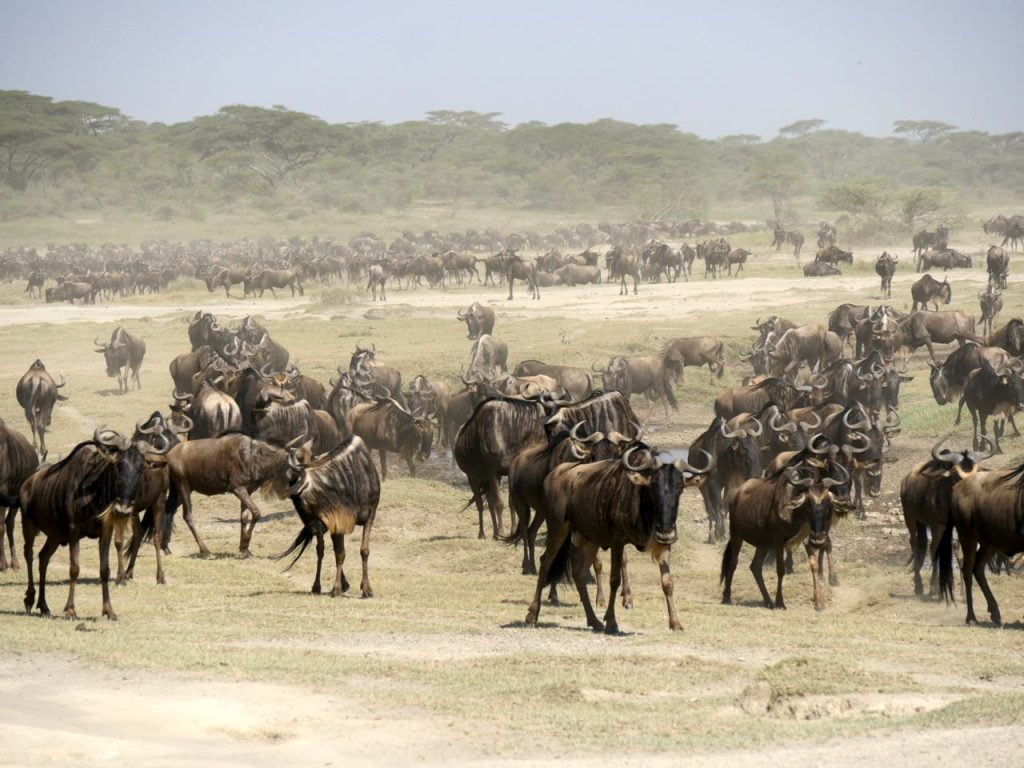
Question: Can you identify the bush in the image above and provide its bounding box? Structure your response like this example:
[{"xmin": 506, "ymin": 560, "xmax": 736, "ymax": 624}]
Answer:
[{"xmin": 315, "ymin": 285, "xmax": 362, "ymax": 307}]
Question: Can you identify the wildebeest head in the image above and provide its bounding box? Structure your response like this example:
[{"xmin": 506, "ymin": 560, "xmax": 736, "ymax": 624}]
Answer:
[
  {"xmin": 718, "ymin": 414, "xmax": 764, "ymax": 477},
  {"xmin": 620, "ymin": 446, "xmax": 714, "ymax": 546},
  {"xmin": 349, "ymin": 343, "xmax": 377, "ymax": 375},
  {"xmin": 786, "ymin": 462, "xmax": 852, "ymax": 549},
  {"xmin": 93, "ymin": 425, "xmax": 169, "ymax": 517},
  {"xmin": 94, "ymin": 334, "xmax": 127, "ymax": 378},
  {"xmin": 457, "ymin": 302, "xmax": 489, "ymax": 340},
  {"xmin": 593, "ymin": 356, "xmax": 630, "ymax": 397}
]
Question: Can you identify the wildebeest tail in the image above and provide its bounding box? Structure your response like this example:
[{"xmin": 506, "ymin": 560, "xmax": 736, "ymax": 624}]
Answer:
[
  {"xmin": 661, "ymin": 369, "xmax": 679, "ymax": 411},
  {"xmin": 935, "ymin": 516, "xmax": 955, "ymax": 603},
  {"xmin": 542, "ymin": 535, "xmax": 573, "ymax": 587},
  {"xmin": 720, "ymin": 540, "xmax": 739, "ymax": 585},
  {"xmin": 274, "ymin": 527, "xmax": 314, "ymax": 570}
]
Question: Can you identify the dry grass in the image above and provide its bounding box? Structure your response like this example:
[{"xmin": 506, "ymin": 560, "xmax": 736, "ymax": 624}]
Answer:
[{"xmin": 1, "ymin": 238, "xmax": 1023, "ymax": 761}]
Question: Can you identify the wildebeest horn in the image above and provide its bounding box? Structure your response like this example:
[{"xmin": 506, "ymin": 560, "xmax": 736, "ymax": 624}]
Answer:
[
  {"xmin": 622, "ymin": 445, "xmax": 655, "ymax": 471},
  {"xmin": 930, "ymin": 434, "xmax": 961, "ymax": 464},
  {"xmin": 171, "ymin": 413, "xmax": 194, "ymax": 435},
  {"xmin": 787, "ymin": 468, "xmax": 816, "ymax": 488},
  {"xmin": 148, "ymin": 431, "xmax": 171, "ymax": 454},
  {"xmin": 843, "ymin": 431, "xmax": 871, "ymax": 454},
  {"xmin": 720, "ymin": 420, "xmax": 742, "ymax": 440},
  {"xmin": 884, "ymin": 407, "xmax": 901, "ymax": 432},
  {"xmin": 674, "ymin": 449, "xmax": 714, "ymax": 475},
  {"xmin": 260, "ymin": 362, "xmax": 273, "ymax": 378},
  {"xmin": 745, "ymin": 417, "xmax": 763, "ymax": 437},
  {"xmin": 591, "ymin": 361, "xmax": 607, "ymax": 373},
  {"xmin": 456, "ymin": 308, "xmax": 467, "ymax": 320},
  {"xmin": 769, "ymin": 410, "xmax": 797, "ymax": 434},
  {"xmin": 94, "ymin": 337, "xmax": 107, "ymax": 349},
  {"xmin": 752, "ymin": 318, "xmax": 764, "ymax": 329},
  {"xmin": 807, "ymin": 433, "xmax": 830, "ymax": 454},
  {"xmin": 798, "ymin": 411, "xmax": 822, "ymax": 431},
  {"xmin": 55, "ymin": 375, "xmax": 66, "ymax": 388},
  {"xmin": 842, "ymin": 408, "xmax": 870, "ymax": 431},
  {"xmin": 822, "ymin": 462, "xmax": 851, "ymax": 488},
  {"xmin": 135, "ymin": 415, "xmax": 159, "ymax": 435},
  {"xmin": 628, "ymin": 422, "xmax": 644, "ymax": 442},
  {"xmin": 968, "ymin": 435, "xmax": 995, "ymax": 463},
  {"xmin": 172, "ymin": 388, "xmax": 193, "ymax": 402},
  {"xmin": 93, "ymin": 426, "xmax": 124, "ymax": 449},
  {"xmin": 809, "ymin": 373, "xmax": 828, "ymax": 388}
]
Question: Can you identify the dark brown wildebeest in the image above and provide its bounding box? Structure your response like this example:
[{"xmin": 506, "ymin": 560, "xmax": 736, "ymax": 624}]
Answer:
[
  {"xmin": 95, "ymin": 326, "xmax": 146, "ymax": 394},
  {"xmin": 919, "ymin": 248, "xmax": 971, "ymax": 272},
  {"xmin": 901, "ymin": 310, "xmax": 980, "ymax": 362},
  {"xmin": 661, "ymin": 337, "xmax": 725, "ymax": 383},
  {"xmin": 346, "ymin": 398, "xmax": 433, "ymax": 480},
  {"xmin": 162, "ymin": 433, "xmax": 299, "ymax": 557},
  {"xmin": 526, "ymin": 444, "xmax": 712, "ymax": 633},
  {"xmin": 786, "ymin": 230, "xmax": 805, "ymax": 259},
  {"xmin": 927, "ymin": 343, "xmax": 1015, "ymax": 428},
  {"xmin": 326, "ymin": 370, "xmax": 373, "ymax": 432},
  {"xmin": 171, "ymin": 383, "xmax": 241, "ymax": 439},
  {"xmin": 205, "ymin": 266, "xmax": 247, "ymax": 297},
  {"xmin": 986, "ymin": 245, "xmax": 1009, "ymax": 289},
  {"xmin": 875, "ymin": 252, "xmax": 898, "ymax": 298},
  {"xmin": 540, "ymin": 390, "xmax": 640, "ymax": 441},
  {"xmin": 248, "ymin": 334, "xmax": 290, "ymax": 373},
  {"xmin": 962, "ymin": 359, "xmax": 1024, "ymax": 453},
  {"xmin": 502, "ymin": 249, "xmax": 539, "ymax": 300},
  {"xmin": 912, "ymin": 226, "xmax": 949, "ymax": 265},
  {"xmin": 680, "ymin": 243, "xmax": 696, "ymax": 278},
  {"xmin": 367, "ymin": 263, "xmax": 389, "ymax": 301},
  {"xmin": 0, "ymin": 418, "xmax": 38, "ymax": 571},
  {"xmin": 440, "ymin": 250, "xmax": 481, "ymax": 285},
  {"xmin": 911, "ymin": 273, "xmax": 952, "ymax": 312},
  {"xmin": 939, "ymin": 459, "xmax": 1024, "ymax": 625},
  {"xmin": 187, "ymin": 311, "xmax": 219, "ymax": 351},
  {"xmin": 348, "ymin": 344, "xmax": 404, "ymax": 406},
  {"xmin": 817, "ymin": 222, "xmax": 836, "ymax": 248},
  {"xmin": 554, "ymin": 263, "xmax": 603, "ymax": 286},
  {"xmin": 605, "ymin": 246, "xmax": 641, "ymax": 295},
  {"xmin": 169, "ymin": 347, "xmax": 217, "ymax": 394},
  {"xmin": 243, "ymin": 268, "xmax": 304, "ymax": 298},
  {"xmin": 24, "ymin": 270, "xmax": 44, "ymax": 298},
  {"xmin": 253, "ymin": 398, "xmax": 321, "ymax": 450},
  {"xmin": 513, "ymin": 360, "xmax": 593, "ymax": 401},
  {"xmin": 721, "ymin": 459, "xmax": 852, "ymax": 611},
  {"xmin": 457, "ymin": 301, "xmax": 496, "ymax": 340},
  {"xmin": 725, "ymin": 248, "xmax": 751, "ymax": 276},
  {"xmin": 803, "ymin": 261, "xmax": 841, "ymax": 277},
  {"xmin": 979, "ymin": 287, "xmax": 1003, "ymax": 338},
  {"xmin": 714, "ymin": 377, "xmax": 809, "ymax": 421},
  {"xmin": 900, "ymin": 437, "xmax": 990, "ymax": 598},
  {"xmin": 276, "ymin": 435, "xmax": 381, "ymax": 598},
  {"xmin": 15, "ymin": 359, "xmax": 68, "ymax": 460},
  {"xmin": 765, "ymin": 324, "xmax": 841, "ymax": 381},
  {"xmin": 455, "ymin": 396, "xmax": 546, "ymax": 539},
  {"xmin": 827, "ymin": 304, "xmax": 869, "ymax": 352},
  {"xmin": 45, "ymin": 280, "xmax": 98, "ymax": 304},
  {"xmin": 593, "ymin": 356, "xmax": 678, "ymax": 415},
  {"xmin": 689, "ymin": 414, "xmax": 764, "ymax": 543},
  {"xmin": 20, "ymin": 427, "xmax": 163, "ymax": 619},
  {"xmin": 989, "ymin": 317, "xmax": 1024, "ymax": 356}
]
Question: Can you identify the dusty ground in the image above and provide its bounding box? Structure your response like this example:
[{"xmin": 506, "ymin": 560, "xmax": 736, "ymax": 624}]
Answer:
[{"xmin": 0, "ymin": 239, "xmax": 1022, "ymax": 766}]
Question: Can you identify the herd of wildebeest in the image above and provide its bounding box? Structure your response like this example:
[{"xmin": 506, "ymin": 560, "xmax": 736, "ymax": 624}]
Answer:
[{"xmin": 1, "ymin": 213, "xmax": 1024, "ymax": 634}]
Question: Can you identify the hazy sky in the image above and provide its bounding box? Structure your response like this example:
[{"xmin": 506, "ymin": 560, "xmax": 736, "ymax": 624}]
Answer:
[{"xmin": 2, "ymin": 0, "xmax": 1021, "ymax": 138}]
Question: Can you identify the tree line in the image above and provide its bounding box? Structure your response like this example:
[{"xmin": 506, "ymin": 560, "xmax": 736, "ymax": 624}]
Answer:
[{"xmin": 1, "ymin": 90, "xmax": 1021, "ymax": 237}]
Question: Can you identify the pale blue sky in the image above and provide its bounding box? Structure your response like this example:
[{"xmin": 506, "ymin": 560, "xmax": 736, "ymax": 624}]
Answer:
[{"xmin": 2, "ymin": 0, "xmax": 1020, "ymax": 137}]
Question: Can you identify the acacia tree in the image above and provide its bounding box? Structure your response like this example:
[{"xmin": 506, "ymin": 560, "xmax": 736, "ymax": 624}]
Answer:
[
  {"xmin": 0, "ymin": 90, "xmax": 123, "ymax": 190},
  {"xmin": 187, "ymin": 105, "xmax": 336, "ymax": 190},
  {"xmin": 779, "ymin": 118, "xmax": 826, "ymax": 138},
  {"xmin": 819, "ymin": 177, "xmax": 891, "ymax": 219},
  {"xmin": 747, "ymin": 149, "xmax": 806, "ymax": 222},
  {"xmin": 893, "ymin": 120, "xmax": 958, "ymax": 143},
  {"xmin": 898, "ymin": 187, "xmax": 945, "ymax": 229}
]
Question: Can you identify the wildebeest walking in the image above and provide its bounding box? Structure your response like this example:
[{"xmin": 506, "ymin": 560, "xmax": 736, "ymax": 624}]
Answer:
[
  {"xmin": 95, "ymin": 326, "xmax": 146, "ymax": 393},
  {"xmin": 875, "ymin": 252, "xmax": 898, "ymax": 298},
  {"xmin": 15, "ymin": 359, "xmax": 68, "ymax": 460},
  {"xmin": 277, "ymin": 436, "xmax": 381, "ymax": 598},
  {"xmin": 0, "ymin": 418, "xmax": 39, "ymax": 571}
]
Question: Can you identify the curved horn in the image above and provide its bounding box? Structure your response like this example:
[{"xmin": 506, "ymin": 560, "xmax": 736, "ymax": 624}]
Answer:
[
  {"xmin": 94, "ymin": 337, "xmax": 107, "ymax": 349},
  {"xmin": 968, "ymin": 435, "xmax": 995, "ymax": 463},
  {"xmin": 720, "ymin": 419, "xmax": 742, "ymax": 440},
  {"xmin": 822, "ymin": 461, "xmax": 851, "ymax": 488},
  {"xmin": 456, "ymin": 308, "xmax": 468, "ymax": 320},
  {"xmin": 148, "ymin": 431, "xmax": 172, "ymax": 454},
  {"xmin": 675, "ymin": 449, "xmax": 715, "ymax": 475},
  {"xmin": 629, "ymin": 421, "xmax": 644, "ymax": 443},
  {"xmin": 259, "ymin": 362, "xmax": 274, "ymax": 378},
  {"xmin": 591, "ymin": 361, "xmax": 607, "ymax": 373},
  {"xmin": 842, "ymin": 408, "xmax": 870, "ymax": 432},
  {"xmin": 55, "ymin": 375, "xmax": 66, "ymax": 388},
  {"xmin": 798, "ymin": 411, "xmax": 823, "ymax": 432},
  {"xmin": 844, "ymin": 431, "xmax": 871, "ymax": 454},
  {"xmin": 622, "ymin": 445, "xmax": 655, "ymax": 471},
  {"xmin": 787, "ymin": 468, "xmax": 816, "ymax": 488},
  {"xmin": 135, "ymin": 415, "xmax": 158, "ymax": 435},
  {"xmin": 171, "ymin": 413, "xmax": 194, "ymax": 435},
  {"xmin": 807, "ymin": 433, "xmax": 831, "ymax": 455},
  {"xmin": 930, "ymin": 434, "xmax": 961, "ymax": 464}
]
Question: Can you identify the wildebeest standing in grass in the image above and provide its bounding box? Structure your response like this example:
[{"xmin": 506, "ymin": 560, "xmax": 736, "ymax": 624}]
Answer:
[
  {"xmin": 660, "ymin": 336, "xmax": 726, "ymax": 383},
  {"xmin": 457, "ymin": 302, "xmax": 496, "ymax": 340},
  {"xmin": 277, "ymin": 436, "xmax": 380, "ymax": 598},
  {"xmin": 875, "ymin": 252, "xmax": 898, "ymax": 298},
  {"xmin": 20, "ymin": 427, "xmax": 165, "ymax": 620},
  {"xmin": 593, "ymin": 355, "xmax": 678, "ymax": 416},
  {"xmin": 0, "ymin": 418, "xmax": 38, "ymax": 571},
  {"xmin": 513, "ymin": 361, "xmax": 593, "ymax": 401},
  {"xmin": 95, "ymin": 326, "xmax": 146, "ymax": 394},
  {"xmin": 526, "ymin": 445, "xmax": 713, "ymax": 633},
  {"xmin": 978, "ymin": 287, "xmax": 1003, "ymax": 338},
  {"xmin": 346, "ymin": 398, "xmax": 433, "ymax": 480},
  {"xmin": 162, "ymin": 432, "xmax": 299, "ymax": 557},
  {"xmin": 16, "ymin": 359, "xmax": 68, "ymax": 460},
  {"xmin": 910, "ymin": 274, "xmax": 951, "ymax": 312}
]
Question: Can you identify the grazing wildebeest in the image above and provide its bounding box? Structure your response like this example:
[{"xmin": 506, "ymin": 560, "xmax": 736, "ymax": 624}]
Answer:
[
  {"xmin": 20, "ymin": 427, "xmax": 164, "ymax": 619},
  {"xmin": 901, "ymin": 310, "xmax": 980, "ymax": 362},
  {"xmin": 457, "ymin": 302, "xmax": 496, "ymax": 340},
  {"xmin": 15, "ymin": 360, "xmax": 68, "ymax": 460},
  {"xmin": 205, "ymin": 267, "xmax": 248, "ymax": 297},
  {"xmin": 526, "ymin": 445, "xmax": 712, "ymax": 633},
  {"xmin": 919, "ymin": 248, "xmax": 971, "ymax": 272},
  {"xmin": 979, "ymin": 287, "xmax": 1003, "ymax": 337},
  {"xmin": 243, "ymin": 268, "xmax": 304, "ymax": 298},
  {"xmin": 912, "ymin": 226, "xmax": 949, "ymax": 265},
  {"xmin": 803, "ymin": 261, "xmax": 841, "ymax": 277},
  {"xmin": 605, "ymin": 246, "xmax": 641, "ymax": 295},
  {"xmin": 910, "ymin": 274, "xmax": 951, "ymax": 311},
  {"xmin": 900, "ymin": 436, "xmax": 990, "ymax": 598},
  {"xmin": 986, "ymin": 246, "xmax": 1009, "ymax": 289},
  {"xmin": 593, "ymin": 355, "xmax": 678, "ymax": 415},
  {"xmin": 513, "ymin": 360, "xmax": 593, "ymax": 401},
  {"xmin": 661, "ymin": 337, "xmax": 725, "ymax": 383},
  {"xmin": 939, "ymin": 459, "xmax": 1024, "ymax": 625},
  {"xmin": 0, "ymin": 419, "xmax": 38, "ymax": 571},
  {"xmin": 276, "ymin": 435, "xmax": 381, "ymax": 598},
  {"xmin": 346, "ymin": 398, "xmax": 433, "ymax": 480},
  {"xmin": 94, "ymin": 326, "xmax": 146, "ymax": 393},
  {"xmin": 721, "ymin": 460, "xmax": 852, "ymax": 611},
  {"xmin": 815, "ymin": 245, "xmax": 853, "ymax": 266},
  {"xmin": 162, "ymin": 433, "xmax": 299, "ymax": 557},
  {"xmin": 764, "ymin": 324, "xmax": 841, "ymax": 381},
  {"xmin": 875, "ymin": 252, "xmax": 898, "ymax": 298},
  {"xmin": 455, "ymin": 396, "xmax": 545, "ymax": 539}
]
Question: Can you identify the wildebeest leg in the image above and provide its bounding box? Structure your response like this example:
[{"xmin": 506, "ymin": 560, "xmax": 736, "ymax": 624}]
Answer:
[
  {"xmin": 0, "ymin": 505, "xmax": 10, "ymax": 571},
  {"xmin": 62, "ymin": 539, "xmax": 81, "ymax": 620},
  {"xmin": 311, "ymin": 530, "xmax": 325, "ymax": 594},
  {"xmin": 100, "ymin": 526, "xmax": 118, "ymax": 620},
  {"xmin": 748, "ymin": 546, "xmax": 772, "ymax": 608},
  {"xmin": 972, "ymin": 544, "xmax": 1001, "ymax": 626},
  {"xmin": 231, "ymin": 488, "xmax": 262, "ymax": 556},
  {"xmin": 825, "ymin": 539, "xmax": 839, "ymax": 587},
  {"xmin": 469, "ymin": 481, "xmax": 487, "ymax": 540},
  {"xmin": 404, "ymin": 445, "xmax": 416, "ymax": 477},
  {"xmin": 22, "ymin": 519, "xmax": 39, "ymax": 612},
  {"xmin": 1009, "ymin": 413, "xmax": 1020, "ymax": 437},
  {"xmin": 378, "ymin": 449, "xmax": 388, "ymax": 481},
  {"xmin": 603, "ymin": 544, "xmax": 625, "ymax": 634},
  {"xmin": 178, "ymin": 487, "xmax": 211, "ymax": 557},
  {"xmin": 959, "ymin": 531, "xmax": 980, "ymax": 624},
  {"xmin": 954, "ymin": 395, "xmax": 966, "ymax": 426},
  {"xmin": 699, "ymin": 483, "xmax": 717, "ymax": 544},
  {"xmin": 807, "ymin": 545, "xmax": 826, "ymax": 612},
  {"xmin": 358, "ymin": 520, "xmax": 373, "ymax": 598},
  {"xmin": 526, "ymin": 522, "xmax": 571, "ymax": 627},
  {"xmin": 619, "ymin": 550, "xmax": 633, "ymax": 608},
  {"xmin": 484, "ymin": 477, "xmax": 504, "ymax": 539},
  {"xmin": 571, "ymin": 539, "xmax": 603, "ymax": 632},
  {"xmin": 592, "ymin": 552, "xmax": 605, "ymax": 608},
  {"xmin": 656, "ymin": 547, "xmax": 683, "ymax": 630},
  {"xmin": 773, "ymin": 544, "xmax": 788, "ymax": 610},
  {"xmin": 35, "ymin": 535, "xmax": 61, "ymax": 617},
  {"xmin": 720, "ymin": 538, "xmax": 741, "ymax": 605},
  {"xmin": 115, "ymin": 517, "xmax": 132, "ymax": 584}
]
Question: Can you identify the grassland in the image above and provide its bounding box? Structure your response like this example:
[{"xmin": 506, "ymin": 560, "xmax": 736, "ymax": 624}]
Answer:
[{"xmin": 0, "ymin": 237, "xmax": 1022, "ymax": 765}]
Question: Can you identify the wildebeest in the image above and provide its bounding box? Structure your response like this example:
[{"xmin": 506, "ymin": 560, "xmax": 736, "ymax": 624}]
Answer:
[
  {"xmin": 243, "ymin": 268, "xmax": 304, "ymax": 298},
  {"xmin": 827, "ymin": 304, "xmax": 869, "ymax": 352},
  {"xmin": 986, "ymin": 246, "xmax": 1009, "ymax": 289},
  {"xmin": 605, "ymin": 246, "xmax": 641, "ymax": 295},
  {"xmin": 900, "ymin": 437, "xmax": 990, "ymax": 598},
  {"xmin": 467, "ymin": 334, "xmax": 509, "ymax": 380},
  {"xmin": 162, "ymin": 433, "xmax": 298, "ymax": 557},
  {"xmin": 45, "ymin": 280, "xmax": 98, "ymax": 304},
  {"xmin": 348, "ymin": 344, "xmax": 404, "ymax": 406},
  {"xmin": 989, "ymin": 317, "xmax": 1024, "ymax": 356},
  {"xmin": 503, "ymin": 250, "xmax": 539, "ymax": 300},
  {"xmin": 815, "ymin": 245, "xmax": 853, "ymax": 266},
  {"xmin": 721, "ymin": 459, "xmax": 852, "ymax": 611},
  {"xmin": 902, "ymin": 310, "xmax": 979, "ymax": 362},
  {"xmin": 0, "ymin": 419, "xmax": 38, "ymax": 571},
  {"xmin": 526, "ymin": 445, "xmax": 712, "ymax": 632},
  {"xmin": 911, "ymin": 274, "xmax": 951, "ymax": 312},
  {"xmin": 94, "ymin": 326, "xmax": 146, "ymax": 394},
  {"xmin": 912, "ymin": 226, "xmax": 949, "ymax": 264},
  {"xmin": 817, "ymin": 222, "xmax": 836, "ymax": 248},
  {"xmin": 276, "ymin": 436, "xmax": 381, "ymax": 598},
  {"xmin": 875, "ymin": 252, "xmax": 898, "ymax": 298},
  {"xmin": 367, "ymin": 263, "xmax": 388, "ymax": 301},
  {"xmin": 15, "ymin": 360, "xmax": 68, "ymax": 460},
  {"xmin": 513, "ymin": 361, "xmax": 593, "ymax": 401},
  {"xmin": 24, "ymin": 270, "xmax": 44, "ymax": 298},
  {"xmin": 962, "ymin": 358, "xmax": 1024, "ymax": 453},
  {"xmin": 555, "ymin": 263, "xmax": 603, "ymax": 286},
  {"xmin": 205, "ymin": 267, "xmax": 248, "ymax": 297},
  {"xmin": 346, "ymin": 398, "xmax": 433, "ymax": 480},
  {"xmin": 939, "ymin": 459, "xmax": 1024, "ymax": 625},
  {"xmin": 593, "ymin": 355, "xmax": 677, "ymax": 414},
  {"xmin": 660, "ymin": 337, "xmax": 725, "ymax": 382},
  {"xmin": 979, "ymin": 287, "xmax": 1003, "ymax": 337},
  {"xmin": 919, "ymin": 248, "xmax": 971, "ymax": 272},
  {"xmin": 455, "ymin": 396, "xmax": 545, "ymax": 539},
  {"xmin": 927, "ymin": 343, "xmax": 1015, "ymax": 428},
  {"xmin": 457, "ymin": 302, "xmax": 496, "ymax": 340},
  {"xmin": 764, "ymin": 324, "xmax": 841, "ymax": 381},
  {"xmin": 803, "ymin": 261, "xmax": 841, "ymax": 277},
  {"xmin": 20, "ymin": 427, "xmax": 165, "ymax": 619}
]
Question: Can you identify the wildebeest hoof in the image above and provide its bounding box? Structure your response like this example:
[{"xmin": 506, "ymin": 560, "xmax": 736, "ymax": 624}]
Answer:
[
  {"xmin": 63, "ymin": 609, "xmax": 78, "ymax": 620},
  {"xmin": 604, "ymin": 624, "xmax": 619, "ymax": 635},
  {"xmin": 311, "ymin": 584, "xmax": 322, "ymax": 594},
  {"xmin": 589, "ymin": 620, "xmax": 605, "ymax": 632},
  {"xmin": 830, "ymin": 576, "xmax": 840, "ymax": 587},
  {"xmin": 361, "ymin": 588, "xmax": 373, "ymax": 599},
  {"xmin": 622, "ymin": 595, "xmax": 633, "ymax": 609}
]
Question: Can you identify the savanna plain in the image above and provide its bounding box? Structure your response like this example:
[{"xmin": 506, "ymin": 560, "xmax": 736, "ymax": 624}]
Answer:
[{"xmin": 1, "ymin": 230, "xmax": 1023, "ymax": 768}]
